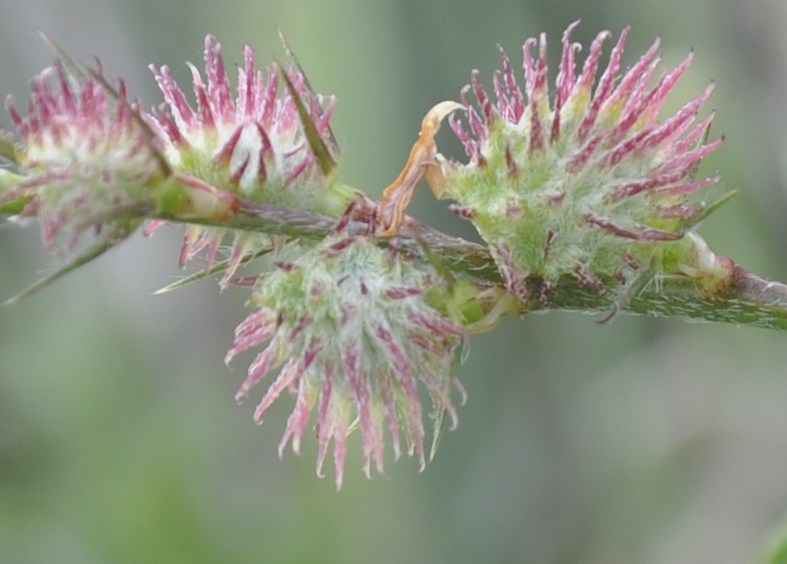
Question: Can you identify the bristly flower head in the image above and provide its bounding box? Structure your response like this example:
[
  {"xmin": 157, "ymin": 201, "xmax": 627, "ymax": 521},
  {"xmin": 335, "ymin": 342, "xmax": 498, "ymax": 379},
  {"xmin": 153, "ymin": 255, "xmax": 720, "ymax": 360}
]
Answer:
[
  {"xmin": 226, "ymin": 232, "xmax": 467, "ymax": 489},
  {"xmin": 2, "ymin": 61, "xmax": 166, "ymax": 253},
  {"xmin": 438, "ymin": 22, "xmax": 729, "ymax": 303},
  {"xmin": 148, "ymin": 35, "xmax": 341, "ymax": 204},
  {"xmin": 147, "ymin": 36, "xmax": 354, "ymax": 282}
]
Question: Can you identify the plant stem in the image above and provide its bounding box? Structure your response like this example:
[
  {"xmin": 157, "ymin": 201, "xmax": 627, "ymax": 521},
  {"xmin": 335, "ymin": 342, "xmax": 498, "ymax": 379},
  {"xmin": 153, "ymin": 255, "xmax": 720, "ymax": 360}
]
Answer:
[{"xmin": 151, "ymin": 200, "xmax": 787, "ymax": 331}]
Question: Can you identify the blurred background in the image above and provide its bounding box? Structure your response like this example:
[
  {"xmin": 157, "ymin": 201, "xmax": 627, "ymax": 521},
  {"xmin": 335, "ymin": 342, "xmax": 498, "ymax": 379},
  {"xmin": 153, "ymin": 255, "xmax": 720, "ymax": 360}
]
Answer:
[{"xmin": 2, "ymin": 0, "xmax": 787, "ymax": 562}]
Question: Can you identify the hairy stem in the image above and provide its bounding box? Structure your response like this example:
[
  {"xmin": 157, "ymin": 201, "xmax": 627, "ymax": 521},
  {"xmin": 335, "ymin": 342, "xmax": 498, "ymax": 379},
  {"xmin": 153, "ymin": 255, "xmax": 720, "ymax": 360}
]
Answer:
[{"xmin": 151, "ymin": 201, "xmax": 787, "ymax": 331}]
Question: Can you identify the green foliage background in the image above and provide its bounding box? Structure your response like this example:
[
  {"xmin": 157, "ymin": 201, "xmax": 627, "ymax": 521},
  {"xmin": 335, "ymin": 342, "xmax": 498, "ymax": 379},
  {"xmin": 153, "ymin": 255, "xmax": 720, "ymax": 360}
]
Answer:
[{"xmin": 2, "ymin": 0, "xmax": 787, "ymax": 562}]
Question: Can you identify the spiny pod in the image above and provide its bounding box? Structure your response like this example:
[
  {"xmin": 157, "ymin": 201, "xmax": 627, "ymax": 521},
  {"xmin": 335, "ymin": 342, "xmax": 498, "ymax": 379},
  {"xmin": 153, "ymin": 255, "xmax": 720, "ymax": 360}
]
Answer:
[
  {"xmin": 226, "ymin": 233, "xmax": 468, "ymax": 489},
  {"xmin": 436, "ymin": 22, "xmax": 730, "ymax": 308}
]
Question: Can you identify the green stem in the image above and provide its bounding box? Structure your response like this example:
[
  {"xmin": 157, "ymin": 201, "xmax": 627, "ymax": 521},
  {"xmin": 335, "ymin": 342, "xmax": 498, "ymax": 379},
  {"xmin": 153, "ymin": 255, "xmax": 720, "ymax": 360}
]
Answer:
[
  {"xmin": 533, "ymin": 266, "xmax": 787, "ymax": 329},
  {"xmin": 4, "ymin": 184, "xmax": 785, "ymax": 328},
  {"xmin": 151, "ymin": 200, "xmax": 787, "ymax": 331}
]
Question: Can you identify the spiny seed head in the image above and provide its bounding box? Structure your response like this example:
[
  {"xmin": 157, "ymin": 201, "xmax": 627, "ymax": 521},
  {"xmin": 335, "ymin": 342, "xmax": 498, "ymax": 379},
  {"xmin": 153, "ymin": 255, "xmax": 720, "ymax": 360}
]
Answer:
[
  {"xmin": 225, "ymin": 234, "xmax": 467, "ymax": 489},
  {"xmin": 440, "ymin": 22, "xmax": 728, "ymax": 301},
  {"xmin": 3, "ymin": 62, "xmax": 163, "ymax": 252},
  {"xmin": 148, "ymin": 35, "xmax": 341, "ymax": 211},
  {"xmin": 146, "ymin": 35, "xmax": 352, "ymax": 279}
]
